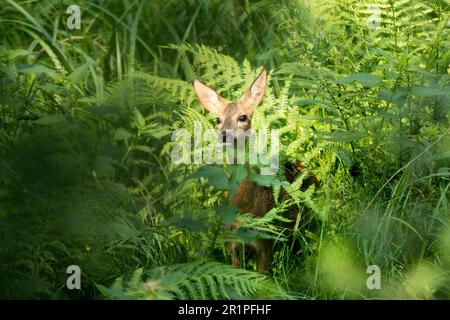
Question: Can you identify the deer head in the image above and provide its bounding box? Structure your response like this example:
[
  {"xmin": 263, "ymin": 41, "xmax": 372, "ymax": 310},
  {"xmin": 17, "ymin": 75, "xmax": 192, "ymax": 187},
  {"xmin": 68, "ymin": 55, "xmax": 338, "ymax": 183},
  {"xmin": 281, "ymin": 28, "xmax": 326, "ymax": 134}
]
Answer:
[{"xmin": 193, "ymin": 69, "xmax": 267, "ymax": 143}]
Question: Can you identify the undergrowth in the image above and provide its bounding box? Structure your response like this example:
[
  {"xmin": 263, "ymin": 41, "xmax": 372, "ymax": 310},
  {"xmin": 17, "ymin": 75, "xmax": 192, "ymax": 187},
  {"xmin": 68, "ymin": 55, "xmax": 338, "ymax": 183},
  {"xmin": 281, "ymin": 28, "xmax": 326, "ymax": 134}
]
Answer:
[{"xmin": 0, "ymin": 0, "xmax": 449, "ymax": 299}]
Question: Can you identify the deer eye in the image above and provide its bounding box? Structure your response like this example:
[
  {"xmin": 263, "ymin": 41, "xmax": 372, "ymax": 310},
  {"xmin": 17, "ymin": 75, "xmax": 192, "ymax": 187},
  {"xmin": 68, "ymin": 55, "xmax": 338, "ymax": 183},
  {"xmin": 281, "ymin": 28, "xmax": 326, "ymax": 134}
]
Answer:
[
  {"xmin": 238, "ymin": 115, "xmax": 248, "ymax": 122},
  {"xmin": 216, "ymin": 118, "xmax": 221, "ymax": 124}
]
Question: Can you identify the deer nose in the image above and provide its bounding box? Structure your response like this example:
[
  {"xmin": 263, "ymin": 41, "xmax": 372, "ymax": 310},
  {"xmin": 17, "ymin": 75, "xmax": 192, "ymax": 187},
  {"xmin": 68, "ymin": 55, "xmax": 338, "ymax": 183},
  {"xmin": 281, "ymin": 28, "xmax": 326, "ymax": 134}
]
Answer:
[
  {"xmin": 221, "ymin": 131, "xmax": 228, "ymax": 143},
  {"xmin": 221, "ymin": 131, "xmax": 232, "ymax": 143}
]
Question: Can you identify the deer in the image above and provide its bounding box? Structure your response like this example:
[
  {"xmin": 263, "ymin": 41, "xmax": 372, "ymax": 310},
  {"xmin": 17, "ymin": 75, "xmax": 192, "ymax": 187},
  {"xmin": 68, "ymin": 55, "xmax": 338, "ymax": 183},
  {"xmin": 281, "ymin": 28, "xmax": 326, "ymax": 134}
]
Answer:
[{"xmin": 193, "ymin": 69, "xmax": 281, "ymax": 272}]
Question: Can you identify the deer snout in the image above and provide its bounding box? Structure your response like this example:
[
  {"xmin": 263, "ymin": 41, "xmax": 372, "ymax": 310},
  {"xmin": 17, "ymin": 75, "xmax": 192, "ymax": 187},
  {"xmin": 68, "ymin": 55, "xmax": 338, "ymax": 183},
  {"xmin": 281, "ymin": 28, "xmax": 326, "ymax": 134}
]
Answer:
[{"xmin": 221, "ymin": 130, "xmax": 234, "ymax": 143}]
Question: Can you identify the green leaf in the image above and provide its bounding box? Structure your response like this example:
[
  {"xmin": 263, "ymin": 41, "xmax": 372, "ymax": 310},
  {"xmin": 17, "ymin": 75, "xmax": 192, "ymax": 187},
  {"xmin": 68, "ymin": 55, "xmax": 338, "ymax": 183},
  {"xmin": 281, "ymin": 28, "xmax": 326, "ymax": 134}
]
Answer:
[
  {"xmin": 67, "ymin": 63, "xmax": 89, "ymax": 84},
  {"xmin": 145, "ymin": 112, "xmax": 170, "ymax": 121},
  {"xmin": 143, "ymin": 125, "xmax": 172, "ymax": 138},
  {"xmin": 378, "ymin": 88, "xmax": 408, "ymax": 106},
  {"xmin": 410, "ymin": 86, "xmax": 448, "ymax": 97},
  {"xmin": 88, "ymin": 105, "xmax": 120, "ymax": 115},
  {"xmin": 437, "ymin": 167, "xmax": 450, "ymax": 176},
  {"xmin": 34, "ymin": 114, "xmax": 66, "ymax": 125},
  {"xmin": 95, "ymin": 283, "xmax": 113, "ymax": 299},
  {"xmin": 175, "ymin": 217, "xmax": 207, "ymax": 232},
  {"xmin": 0, "ymin": 95, "xmax": 21, "ymax": 107},
  {"xmin": 320, "ymin": 131, "xmax": 362, "ymax": 143},
  {"xmin": 133, "ymin": 108, "xmax": 145, "ymax": 129},
  {"xmin": 226, "ymin": 165, "xmax": 248, "ymax": 194},
  {"xmin": 37, "ymin": 84, "xmax": 67, "ymax": 95},
  {"xmin": 337, "ymin": 73, "xmax": 382, "ymax": 87},
  {"xmin": 249, "ymin": 174, "xmax": 289, "ymax": 187},
  {"xmin": 97, "ymin": 278, "xmax": 129, "ymax": 299},
  {"xmin": 214, "ymin": 205, "xmax": 239, "ymax": 226},
  {"xmin": 188, "ymin": 165, "xmax": 229, "ymax": 190},
  {"xmin": 236, "ymin": 228, "xmax": 270, "ymax": 243},
  {"xmin": 132, "ymin": 145, "xmax": 152, "ymax": 153},
  {"xmin": 335, "ymin": 147, "xmax": 353, "ymax": 167},
  {"xmin": 432, "ymin": 150, "xmax": 450, "ymax": 161},
  {"xmin": 0, "ymin": 63, "xmax": 18, "ymax": 79},
  {"xmin": 5, "ymin": 49, "xmax": 31, "ymax": 61},
  {"xmin": 113, "ymin": 128, "xmax": 132, "ymax": 141},
  {"xmin": 94, "ymin": 156, "xmax": 116, "ymax": 177},
  {"xmin": 17, "ymin": 64, "xmax": 57, "ymax": 79}
]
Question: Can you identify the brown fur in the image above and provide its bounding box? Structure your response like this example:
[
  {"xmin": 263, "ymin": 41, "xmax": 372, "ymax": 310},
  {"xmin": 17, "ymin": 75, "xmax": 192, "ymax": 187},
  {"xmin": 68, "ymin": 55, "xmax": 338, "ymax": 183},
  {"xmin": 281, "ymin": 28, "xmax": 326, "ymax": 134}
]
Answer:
[
  {"xmin": 226, "ymin": 167, "xmax": 317, "ymax": 272},
  {"xmin": 231, "ymin": 179, "xmax": 274, "ymax": 217},
  {"xmin": 228, "ymin": 179, "xmax": 275, "ymax": 271}
]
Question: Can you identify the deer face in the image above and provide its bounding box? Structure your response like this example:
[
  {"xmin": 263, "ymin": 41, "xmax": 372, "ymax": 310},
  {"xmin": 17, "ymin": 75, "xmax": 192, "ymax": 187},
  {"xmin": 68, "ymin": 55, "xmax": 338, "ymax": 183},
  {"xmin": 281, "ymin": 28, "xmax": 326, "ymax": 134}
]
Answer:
[{"xmin": 193, "ymin": 70, "xmax": 267, "ymax": 143}]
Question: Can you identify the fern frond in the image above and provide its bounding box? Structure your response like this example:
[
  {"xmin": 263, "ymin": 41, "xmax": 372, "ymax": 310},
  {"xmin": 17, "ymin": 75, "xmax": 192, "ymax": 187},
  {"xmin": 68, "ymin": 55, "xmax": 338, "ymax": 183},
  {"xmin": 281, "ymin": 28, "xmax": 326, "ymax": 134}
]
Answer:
[{"xmin": 98, "ymin": 260, "xmax": 291, "ymax": 300}]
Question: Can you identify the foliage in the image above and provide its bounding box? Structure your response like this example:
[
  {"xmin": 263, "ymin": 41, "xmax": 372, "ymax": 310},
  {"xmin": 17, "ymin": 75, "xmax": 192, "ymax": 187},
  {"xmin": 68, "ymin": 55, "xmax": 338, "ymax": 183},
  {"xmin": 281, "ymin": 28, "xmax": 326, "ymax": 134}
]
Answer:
[
  {"xmin": 96, "ymin": 259, "xmax": 290, "ymax": 300},
  {"xmin": 0, "ymin": 0, "xmax": 449, "ymax": 299}
]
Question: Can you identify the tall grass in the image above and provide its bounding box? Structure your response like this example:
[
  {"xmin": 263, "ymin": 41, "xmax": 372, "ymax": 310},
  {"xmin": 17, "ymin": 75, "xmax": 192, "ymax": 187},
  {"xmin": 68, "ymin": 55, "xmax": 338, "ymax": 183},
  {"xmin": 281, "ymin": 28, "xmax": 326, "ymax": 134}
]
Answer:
[{"xmin": 0, "ymin": 0, "xmax": 449, "ymax": 299}]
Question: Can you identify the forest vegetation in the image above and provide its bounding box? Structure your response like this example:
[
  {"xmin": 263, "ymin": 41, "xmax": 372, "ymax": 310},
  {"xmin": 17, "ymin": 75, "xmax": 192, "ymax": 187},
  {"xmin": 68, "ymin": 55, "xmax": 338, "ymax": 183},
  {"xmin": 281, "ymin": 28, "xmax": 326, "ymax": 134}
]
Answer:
[{"xmin": 0, "ymin": 0, "xmax": 449, "ymax": 299}]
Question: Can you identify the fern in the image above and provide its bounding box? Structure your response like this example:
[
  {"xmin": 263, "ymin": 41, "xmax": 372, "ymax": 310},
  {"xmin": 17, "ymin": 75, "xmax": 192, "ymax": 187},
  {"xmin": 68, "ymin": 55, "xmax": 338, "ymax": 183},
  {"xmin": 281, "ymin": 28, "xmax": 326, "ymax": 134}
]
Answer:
[
  {"xmin": 227, "ymin": 206, "xmax": 292, "ymax": 243},
  {"xmin": 97, "ymin": 260, "xmax": 291, "ymax": 300},
  {"xmin": 84, "ymin": 75, "xmax": 194, "ymax": 109}
]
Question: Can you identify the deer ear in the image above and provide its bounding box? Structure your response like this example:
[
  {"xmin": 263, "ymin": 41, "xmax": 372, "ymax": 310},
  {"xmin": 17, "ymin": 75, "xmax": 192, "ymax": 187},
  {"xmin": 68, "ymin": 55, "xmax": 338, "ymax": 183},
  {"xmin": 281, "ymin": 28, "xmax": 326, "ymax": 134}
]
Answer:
[
  {"xmin": 238, "ymin": 69, "xmax": 267, "ymax": 115},
  {"xmin": 193, "ymin": 80, "xmax": 225, "ymax": 114}
]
